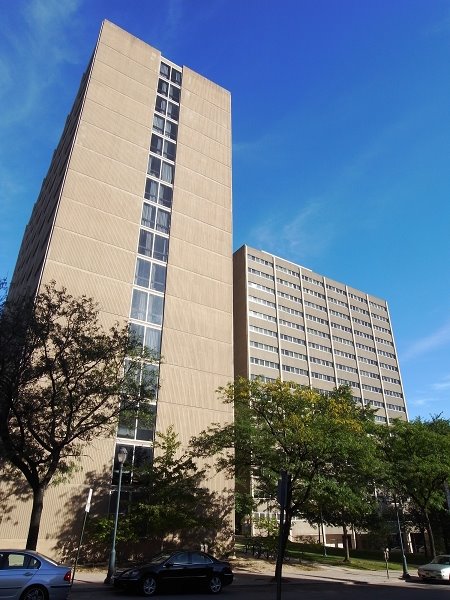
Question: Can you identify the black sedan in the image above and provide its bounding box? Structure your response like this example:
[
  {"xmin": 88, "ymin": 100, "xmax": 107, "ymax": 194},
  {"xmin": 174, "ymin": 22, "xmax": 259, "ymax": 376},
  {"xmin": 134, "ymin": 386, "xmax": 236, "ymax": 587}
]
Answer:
[{"xmin": 113, "ymin": 550, "xmax": 233, "ymax": 596}]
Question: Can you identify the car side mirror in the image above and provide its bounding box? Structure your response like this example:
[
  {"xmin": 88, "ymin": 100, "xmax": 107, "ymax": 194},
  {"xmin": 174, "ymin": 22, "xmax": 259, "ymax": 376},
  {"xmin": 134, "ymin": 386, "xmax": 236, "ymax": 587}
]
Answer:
[{"xmin": 165, "ymin": 562, "xmax": 173, "ymax": 568}]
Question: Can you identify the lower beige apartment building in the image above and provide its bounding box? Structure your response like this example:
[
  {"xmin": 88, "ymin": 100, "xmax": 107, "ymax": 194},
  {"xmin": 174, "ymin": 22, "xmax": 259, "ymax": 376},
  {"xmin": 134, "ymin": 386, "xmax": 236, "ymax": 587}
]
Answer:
[
  {"xmin": 2, "ymin": 21, "xmax": 233, "ymax": 555},
  {"xmin": 233, "ymin": 245, "xmax": 408, "ymax": 543}
]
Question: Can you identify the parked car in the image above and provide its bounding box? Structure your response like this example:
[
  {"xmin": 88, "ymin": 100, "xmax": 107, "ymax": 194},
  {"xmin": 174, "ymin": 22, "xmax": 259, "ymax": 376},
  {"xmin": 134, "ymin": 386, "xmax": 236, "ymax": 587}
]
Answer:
[
  {"xmin": 418, "ymin": 555, "xmax": 450, "ymax": 582},
  {"xmin": 0, "ymin": 549, "xmax": 71, "ymax": 600},
  {"xmin": 113, "ymin": 550, "xmax": 233, "ymax": 596}
]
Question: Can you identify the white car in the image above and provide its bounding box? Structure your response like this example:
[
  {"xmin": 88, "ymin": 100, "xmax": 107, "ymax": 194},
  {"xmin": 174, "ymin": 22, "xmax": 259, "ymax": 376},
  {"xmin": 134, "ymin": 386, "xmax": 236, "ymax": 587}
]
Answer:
[
  {"xmin": 0, "ymin": 550, "xmax": 71, "ymax": 600},
  {"xmin": 418, "ymin": 555, "xmax": 450, "ymax": 582}
]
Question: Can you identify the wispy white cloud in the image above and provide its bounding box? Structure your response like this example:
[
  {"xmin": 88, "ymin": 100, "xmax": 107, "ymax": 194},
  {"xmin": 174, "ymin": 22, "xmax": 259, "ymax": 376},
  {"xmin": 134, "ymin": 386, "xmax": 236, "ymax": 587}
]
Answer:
[
  {"xmin": 431, "ymin": 375, "xmax": 450, "ymax": 392},
  {"xmin": 401, "ymin": 319, "xmax": 450, "ymax": 362},
  {"xmin": 0, "ymin": 0, "xmax": 85, "ymax": 128},
  {"xmin": 249, "ymin": 198, "xmax": 335, "ymax": 263}
]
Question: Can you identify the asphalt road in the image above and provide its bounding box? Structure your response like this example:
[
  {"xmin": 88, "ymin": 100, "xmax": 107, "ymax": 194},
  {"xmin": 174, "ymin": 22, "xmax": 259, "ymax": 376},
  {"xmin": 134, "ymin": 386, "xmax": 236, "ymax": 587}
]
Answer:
[{"xmin": 69, "ymin": 578, "xmax": 450, "ymax": 600}]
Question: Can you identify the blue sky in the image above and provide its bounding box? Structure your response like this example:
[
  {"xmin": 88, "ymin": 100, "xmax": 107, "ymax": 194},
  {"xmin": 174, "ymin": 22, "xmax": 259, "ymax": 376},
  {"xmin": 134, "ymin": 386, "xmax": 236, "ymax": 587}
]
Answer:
[{"xmin": 1, "ymin": 0, "xmax": 449, "ymax": 420}]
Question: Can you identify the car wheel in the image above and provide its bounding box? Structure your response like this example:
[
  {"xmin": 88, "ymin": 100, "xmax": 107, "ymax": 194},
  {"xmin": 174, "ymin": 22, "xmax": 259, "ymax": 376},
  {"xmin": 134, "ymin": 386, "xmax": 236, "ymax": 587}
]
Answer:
[
  {"xmin": 20, "ymin": 586, "xmax": 48, "ymax": 600},
  {"xmin": 208, "ymin": 575, "xmax": 222, "ymax": 594},
  {"xmin": 140, "ymin": 575, "xmax": 157, "ymax": 596}
]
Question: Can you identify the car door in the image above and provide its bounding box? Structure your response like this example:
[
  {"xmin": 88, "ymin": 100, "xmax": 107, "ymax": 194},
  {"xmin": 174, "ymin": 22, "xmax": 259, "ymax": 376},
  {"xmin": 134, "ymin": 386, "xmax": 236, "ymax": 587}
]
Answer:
[
  {"xmin": 189, "ymin": 552, "xmax": 215, "ymax": 583},
  {"xmin": 159, "ymin": 552, "xmax": 191, "ymax": 587},
  {"xmin": 0, "ymin": 552, "xmax": 38, "ymax": 599}
]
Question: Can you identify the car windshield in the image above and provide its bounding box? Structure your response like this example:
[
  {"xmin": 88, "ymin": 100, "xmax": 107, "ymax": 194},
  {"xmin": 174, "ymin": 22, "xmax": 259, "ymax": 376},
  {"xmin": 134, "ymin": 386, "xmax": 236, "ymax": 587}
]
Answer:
[
  {"xmin": 432, "ymin": 556, "xmax": 450, "ymax": 565},
  {"xmin": 149, "ymin": 553, "xmax": 173, "ymax": 564}
]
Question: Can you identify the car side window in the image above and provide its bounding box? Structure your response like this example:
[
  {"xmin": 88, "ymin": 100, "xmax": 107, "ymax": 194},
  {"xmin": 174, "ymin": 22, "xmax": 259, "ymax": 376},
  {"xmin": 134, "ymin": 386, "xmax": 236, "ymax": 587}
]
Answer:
[
  {"xmin": 0, "ymin": 553, "xmax": 7, "ymax": 569},
  {"xmin": 191, "ymin": 552, "xmax": 213, "ymax": 564},
  {"xmin": 6, "ymin": 554, "xmax": 27, "ymax": 568},
  {"xmin": 171, "ymin": 553, "xmax": 190, "ymax": 565},
  {"xmin": 26, "ymin": 557, "xmax": 40, "ymax": 569}
]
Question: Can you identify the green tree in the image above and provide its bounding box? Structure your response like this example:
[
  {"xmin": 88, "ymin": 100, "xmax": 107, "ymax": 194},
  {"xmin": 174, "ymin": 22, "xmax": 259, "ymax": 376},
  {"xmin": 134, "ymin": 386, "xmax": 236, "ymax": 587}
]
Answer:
[
  {"xmin": 377, "ymin": 416, "xmax": 450, "ymax": 557},
  {"xmin": 192, "ymin": 378, "xmax": 376, "ymax": 578},
  {"xmin": 116, "ymin": 426, "xmax": 232, "ymax": 550},
  {"xmin": 0, "ymin": 282, "xmax": 156, "ymax": 550},
  {"xmin": 303, "ymin": 418, "xmax": 381, "ymax": 561},
  {"xmin": 307, "ymin": 475, "xmax": 379, "ymax": 561}
]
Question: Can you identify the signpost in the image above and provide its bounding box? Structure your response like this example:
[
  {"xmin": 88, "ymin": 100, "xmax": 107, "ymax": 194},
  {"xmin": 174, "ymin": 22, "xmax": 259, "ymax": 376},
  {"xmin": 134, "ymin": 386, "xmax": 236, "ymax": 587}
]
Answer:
[
  {"xmin": 72, "ymin": 488, "xmax": 93, "ymax": 583},
  {"xmin": 276, "ymin": 471, "xmax": 291, "ymax": 600}
]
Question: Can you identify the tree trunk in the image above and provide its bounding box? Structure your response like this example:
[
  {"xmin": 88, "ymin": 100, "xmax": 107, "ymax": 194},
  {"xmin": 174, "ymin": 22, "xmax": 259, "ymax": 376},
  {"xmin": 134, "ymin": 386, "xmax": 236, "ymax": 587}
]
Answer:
[
  {"xmin": 274, "ymin": 509, "xmax": 292, "ymax": 581},
  {"xmin": 26, "ymin": 485, "xmax": 46, "ymax": 550},
  {"xmin": 424, "ymin": 510, "xmax": 436, "ymax": 558},
  {"xmin": 342, "ymin": 524, "xmax": 350, "ymax": 562}
]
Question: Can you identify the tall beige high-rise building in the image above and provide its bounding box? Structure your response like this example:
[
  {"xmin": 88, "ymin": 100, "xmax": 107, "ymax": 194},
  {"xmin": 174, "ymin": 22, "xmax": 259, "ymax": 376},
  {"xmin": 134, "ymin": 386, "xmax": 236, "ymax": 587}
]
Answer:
[
  {"xmin": 3, "ymin": 21, "xmax": 233, "ymax": 554},
  {"xmin": 234, "ymin": 245, "xmax": 408, "ymax": 423}
]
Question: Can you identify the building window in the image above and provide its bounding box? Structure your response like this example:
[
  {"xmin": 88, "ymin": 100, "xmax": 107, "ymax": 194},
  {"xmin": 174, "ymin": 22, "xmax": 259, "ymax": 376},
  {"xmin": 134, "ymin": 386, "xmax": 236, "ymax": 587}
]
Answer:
[
  {"xmin": 144, "ymin": 179, "xmax": 173, "ymax": 208},
  {"xmin": 150, "ymin": 263, "xmax": 166, "ymax": 292},
  {"xmin": 141, "ymin": 203, "xmax": 156, "ymax": 229},
  {"xmin": 167, "ymin": 102, "xmax": 179, "ymax": 121},
  {"xmin": 164, "ymin": 120, "xmax": 178, "ymax": 140},
  {"xmin": 141, "ymin": 203, "xmax": 171, "ymax": 235},
  {"xmin": 148, "ymin": 156, "xmax": 161, "ymax": 178},
  {"xmin": 155, "ymin": 208, "xmax": 171, "ymax": 234},
  {"xmin": 138, "ymin": 230, "xmax": 153, "ymax": 257},
  {"xmin": 160, "ymin": 62, "xmax": 170, "ymax": 79},
  {"xmin": 160, "ymin": 162, "xmax": 174, "ymax": 184},
  {"xmin": 147, "ymin": 293, "xmax": 164, "ymax": 325},
  {"xmin": 155, "ymin": 95, "xmax": 167, "ymax": 115},
  {"xmin": 169, "ymin": 85, "xmax": 180, "ymax": 102},
  {"xmin": 158, "ymin": 79, "xmax": 169, "ymax": 96},
  {"xmin": 150, "ymin": 134, "xmax": 164, "ymax": 155},
  {"xmin": 171, "ymin": 69, "xmax": 182, "ymax": 85},
  {"xmin": 153, "ymin": 115, "xmax": 164, "ymax": 134},
  {"xmin": 135, "ymin": 259, "xmax": 167, "ymax": 293},
  {"xmin": 153, "ymin": 234, "xmax": 169, "ymax": 261},
  {"xmin": 163, "ymin": 140, "xmax": 176, "ymax": 161},
  {"xmin": 131, "ymin": 289, "xmax": 148, "ymax": 321}
]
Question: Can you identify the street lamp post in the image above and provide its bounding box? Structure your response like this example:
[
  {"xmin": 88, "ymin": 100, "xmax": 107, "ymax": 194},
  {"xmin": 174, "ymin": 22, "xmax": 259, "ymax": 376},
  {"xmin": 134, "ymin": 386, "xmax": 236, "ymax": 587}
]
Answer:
[
  {"xmin": 104, "ymin": 447, "xmax": 128, "ymax": 584},
  {"xmin": 394, "ymin": 497, "xmax": 410, "ymax": 580}
]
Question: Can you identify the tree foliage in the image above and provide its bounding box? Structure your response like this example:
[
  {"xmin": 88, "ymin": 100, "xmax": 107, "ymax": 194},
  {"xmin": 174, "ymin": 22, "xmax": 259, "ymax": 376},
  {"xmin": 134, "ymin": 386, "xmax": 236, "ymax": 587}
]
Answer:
[
  {"xmin": 0, "ymin": 281, "xmax": 156, "ymax": 549},
  {"xmin": 91, "ymin": 427, "xmax": 233, "ymax": 553},
  {"xmin": 376, "ymin": 416, "xmax": 450, "ymax": 556},
  {"xmin": 192, "ymin": 378, "xmax": 377, "ymax": 575}
]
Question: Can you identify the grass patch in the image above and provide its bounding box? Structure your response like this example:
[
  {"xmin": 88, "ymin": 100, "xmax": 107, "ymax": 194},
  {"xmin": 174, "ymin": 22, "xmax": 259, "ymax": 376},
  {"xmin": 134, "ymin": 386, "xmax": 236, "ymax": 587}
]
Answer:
[{"xmin": 236, "ymin": 538, "xmax": 425, "ymax": 572}]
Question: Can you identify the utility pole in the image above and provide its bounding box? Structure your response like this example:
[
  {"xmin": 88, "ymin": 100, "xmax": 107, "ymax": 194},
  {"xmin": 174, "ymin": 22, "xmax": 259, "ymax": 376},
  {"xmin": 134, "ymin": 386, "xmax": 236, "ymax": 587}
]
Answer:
[{"xmin": 276, "ymin": 470, "xmax": 291, "ymax": 600}]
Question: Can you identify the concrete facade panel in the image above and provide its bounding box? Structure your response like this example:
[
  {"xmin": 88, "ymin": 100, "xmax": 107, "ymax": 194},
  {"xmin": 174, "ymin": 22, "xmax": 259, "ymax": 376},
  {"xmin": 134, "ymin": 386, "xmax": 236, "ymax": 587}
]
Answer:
[
  {"xmin": 95, "ymin": 42, "xmax": 157, "ymax": 87},
  {"xmin": 159, "ymin": 328, "xmax": 232, "ymax": 378},
  {"xmin": 180, "ymin": 109, "xmax": 230, "ymax": 147},
  {"xmin": 182, "ymin": 67, "xmax": 231, "ymax": 112},
  {"xmin": 180, "ymin": 88, "xmax": 230, "ymax": 129},
  {"xmin": 62, "ymin": 170, "xmax": 142, "ymax": 220},
  {"xmin": 76, "ymin": 121, "xmax": 149, "ymax": 172},
  {"xmin": 80, "ymin": 99, "xmax": 151, "ymax": 149},
  {"xmin": 162, "ymin": 296, "xmax": 232, "ymax": 343},
  {"xmin": 40, "ymin": 262, "xmax": 132, "ymax": 329},
  {"xmin": 175, "ymin": 164, "xmax": 230, "ymax": 209},
  {"xmin": 86, "ymin": 79, "xmax": 152, "ymax": 127},
  {"xmin": 176, "ymin": 143, "xmax": 231, "ymax": 188},
  {"xmin": 99, "ymin": 20, "xmax": 160, "ymax": 69},
  {"xmin": 68, "ymin": 147, "xmax": 144, "ymax": 196},
  {"xmin": 91, "ymin": 56, "xmax": 156, "ymax": 106},
  {"xmin": 167, "ymin": 237, "xmax": 232, "ymax": 284},
  {"xmin": 169, "ymin": 211, "xmax": 231, "ymax": 256},
  {"xmin": 164, "ymin": 266, "xmax": 231, "ymax": 313},
  {"xmin": 177, "ymin": 126, "xmax": 230, "ymax": 166},
  {"xmin": 53, "ymin": 196, "xmax": 139, "ymax": 250},
  {"xmin": 47, "ymin": 228, "xmax": 136, "ymax": 286},
  {"xmin": 172, "ymin": 187, "xmax": 231, "ymax": 233}
]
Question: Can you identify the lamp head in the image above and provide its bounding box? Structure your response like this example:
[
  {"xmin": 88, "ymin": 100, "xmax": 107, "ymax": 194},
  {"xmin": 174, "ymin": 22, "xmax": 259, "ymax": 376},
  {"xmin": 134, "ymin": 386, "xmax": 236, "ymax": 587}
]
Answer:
[{"xmin": 117, "ymin": 447, "xmax": 128, "ymax": 464}]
